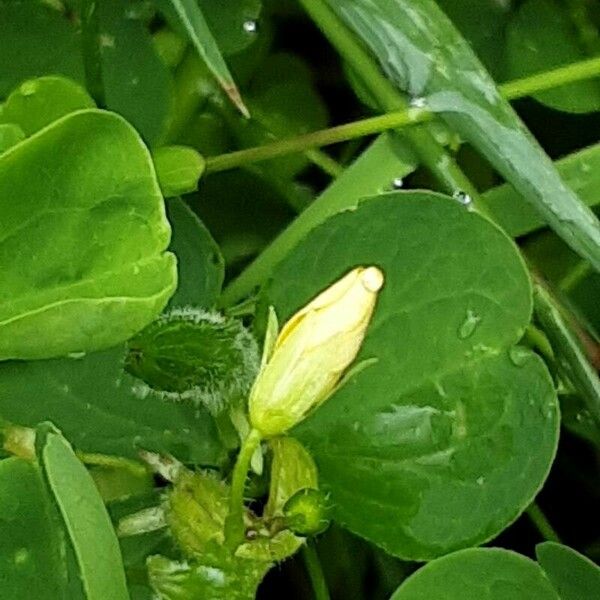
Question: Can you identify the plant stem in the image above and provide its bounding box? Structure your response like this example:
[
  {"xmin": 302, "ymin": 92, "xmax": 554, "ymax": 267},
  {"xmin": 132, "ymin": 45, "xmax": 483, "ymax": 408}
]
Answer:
[
  {"xmin": 223, "ymin": 428, "xmax": 262, "ymax": 551},
  {"xmin": 206, "ymin": 56, "xmax": 600, "ymax": 174},
  {"xmin": 302, "ymin": 541, "xmax": 331, "ymax": 600},
  {"xmin": 526, "ymin": 502, "xmax": 561, "ymax": 543},
  {"xmin": 79, "ymin": 0, "xmax": 105, "ymax": 107}
]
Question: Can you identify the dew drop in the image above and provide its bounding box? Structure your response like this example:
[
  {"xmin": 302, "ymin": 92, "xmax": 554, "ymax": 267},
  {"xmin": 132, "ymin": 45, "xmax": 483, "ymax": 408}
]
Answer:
[
  {"xmin": 453, "ymin": 190, "xmax": 472, "ymax": 208},
  {"xmin": 391, "ymin": 177, "xmax": 404, "ymax": 189},
  {"xmin": 476, "ymin": 476, "xmax": 485, "ymax": 486},
  {"xmin": 67, "ymin": 351, "xmax": 86, "ymax": 360},
  {"xmin": 243, "ymin": 20, "xmax": 258, "ymax": 34},
  {"xmin": 508, "ymin": 346, "xmax": 530, "ymax": 367},
  {"xmin": 409, "ymin": 96, "xmax": 427, "ymax": 109},
  {"xmin": 14, "ymin": 548, "xmax": 29, "ymax": 566},
  {"xmin": 458, "ymin": 309, "xmax": 481, "ymax": 339}
]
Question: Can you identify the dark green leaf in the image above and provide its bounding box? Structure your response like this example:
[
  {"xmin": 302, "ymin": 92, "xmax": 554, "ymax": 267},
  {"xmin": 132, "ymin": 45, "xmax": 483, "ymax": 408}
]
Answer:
[
  {"xmin": 536, "ymin": 541, "xmax": 600, "ymax": 600},
  {"xmin": 506, "ymin": 0, "xmax": 600, "ymax": 114},
  {"xmin": 0, "ymin": 458, "xmax": 67, "ymax": 598},
  {"xmin": 166, "ymin": 198, "xmax": 224, "ymax": 308},
  {"xmin": 264, "ymin": 193, "xmax": 558, "ymax": 559},
  {"xmin": 390, "ymin": 548, "xmax": 559, "ymax": 599},
  {"xmin": 0, "ymin": 346, "xmax": 225, "ymax": 465},
  {"xmin": 98, "ymin": 0, "xmax": 175, "ymax": 144}
]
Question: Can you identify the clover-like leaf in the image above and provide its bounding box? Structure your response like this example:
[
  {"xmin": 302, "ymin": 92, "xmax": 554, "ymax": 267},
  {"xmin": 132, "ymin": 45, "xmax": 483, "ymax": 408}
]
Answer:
[
  {"xmin": 0, "ymin": 110, "xmax": 177, "ymax": 360},
  {"xmin": 262, "ymin": 192, "xmax": 559, "ymax": 559}
]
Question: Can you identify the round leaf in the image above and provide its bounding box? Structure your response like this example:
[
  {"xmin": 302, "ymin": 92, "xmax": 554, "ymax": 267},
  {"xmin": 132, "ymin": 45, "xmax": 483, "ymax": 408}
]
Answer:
[
  {"xmin": 0, "ymin": 110, "xmax": 177, "ymax": 360},
  {"xmin": 263, "ymin": 193, "xmax": 559, "ymax": 559},
  {"xmin": 390, "ymin": 548, "xmax": 559, "ymax": 599}
]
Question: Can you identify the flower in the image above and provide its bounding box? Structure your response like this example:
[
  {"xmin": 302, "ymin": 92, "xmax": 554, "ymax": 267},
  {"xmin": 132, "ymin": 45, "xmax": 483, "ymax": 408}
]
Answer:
[{"xmin": 249, "ymin": 266, "xmax": 384, "ymax": 437}]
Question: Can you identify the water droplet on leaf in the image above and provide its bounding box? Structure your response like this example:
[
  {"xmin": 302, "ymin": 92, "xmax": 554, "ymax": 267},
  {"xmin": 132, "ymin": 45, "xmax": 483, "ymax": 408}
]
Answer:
[
  {"xmin": 453, "ymin": 190, "xmax": 472, "ymax": 208},
  {"xmin": 458, "ymin": 310, "xmax": 481, "ymax": 339},
  {"xmin": 392, "ymin": 177, "xmax": 404, "ymax": 189},
  {"xmin": 243, "ymin": 20, "xmax": 258, "ymax": 34}
]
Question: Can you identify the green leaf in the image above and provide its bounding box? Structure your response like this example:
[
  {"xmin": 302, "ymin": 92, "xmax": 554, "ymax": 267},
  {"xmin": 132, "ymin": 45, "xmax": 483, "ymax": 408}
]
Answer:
[
  {"xmin": 167, "ymin": 198, "xmax": 224, "ymax": 308},
  {"xmin": 166, "ymin": 199, "xmax": 224, "ymax": 308},
  {"xmin": 0, "ymin": 110, "xmax": 177, "ymax": 360},
  {"xmin": 263, "ymin": 193, "xmax": 559, "ymax": 559},
  {"xmin": 536, "ymin": 542, "xmax": 600, "ymax": 600},
  {"xmin": 154, "ymin": 146, "xmax": 205, "ymax": 198},
  {"xmin": 38, "ymin": 428, "xmax": 129, "ymax": 600},
  {"xmin": 98, "ymin": 0, "xmax": 175, "ymax": 144},
  {"xmin": 0, "ymin": 346, "xmax": 225, "ymax": 465},
  {"xmin": 155, "ymin": 0, "xmax": 249, "ymax": 116},
  {"xmin": 0, "ymin": 123, "xmax": 25, "ymax": 153},
  {"xmin": 198, "ymin": 0, "xmax": 262, "ymax": 56},
  {"xmin": 390, "ymin": 548, "xmax": 559, "ymax": 599},
  {"xmin": 328, "ymin": 0, "xmax": 600, "ymax": 274},
  {"xmin": 482, "ymin": 142, "xmax": 600, "ymax": 238},
  {"xmin": 506, "ymin": 0, "xmax": 600, "ymax": 114},
  {"xmin": 221, "ymin": 133, "xmax": 418, "ymax": 305},
  {"xmin": 0, "ymin": 0, "xmax": 84, "ymax": 98},
  {"xmin": 0, "ymin": 76, "xmax": 95, "ymax": 136},
  {"xmin": 0, "ymin": 458, "xmax": 67, "ymax": 598}
]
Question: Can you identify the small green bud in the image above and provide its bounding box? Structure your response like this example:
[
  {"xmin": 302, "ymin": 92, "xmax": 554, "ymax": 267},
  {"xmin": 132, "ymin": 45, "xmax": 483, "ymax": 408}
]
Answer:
[
  {"xmin": 283, "ymin": 488, "xmax": 330, "ymax": 536},
  {"xmin": 249, "ymin": 266, "xmax": 384, "ymax": 437},
  {"xmin": 126, "ymin": 307, "xmax": 259, "ymax": 415},
  {"xmin": 152, "ymin": 145, "xmax": 205, "ymax": 198}
]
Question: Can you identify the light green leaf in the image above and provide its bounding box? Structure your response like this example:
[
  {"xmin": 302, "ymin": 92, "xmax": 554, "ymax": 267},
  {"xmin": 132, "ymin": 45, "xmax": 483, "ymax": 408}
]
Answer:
[
  {"xmin": 98, "ymin": 0, "xmax": 175, "ymax": 144},
  {"xmin": 264, "ymin": 193, "xmax": 559, "ymax": 559},
  {"xmin": 155, "ymin": 0, "xmax": 248, "ymax": 116},
  {"xmin": 154, "ymin": 146, "xmax": 205, "ymax": 198},
  {"xmin": 167, "ymin": 198, "xmax": 224, "ymax": 308},
  {"xmin": 328, "ymin": 0, "xmax": 600, "ymax": 274},
  {"xmin": 0, "ymin": 458, "xmax": 67, "ymax": 599},
  {"xmin": 221, "ymin": 132, "xmax": 418, "ymax": 305},
  {"xmin": 390, "ymin": 548, "xmax": 559, "ymax": 599},
  {"xmin": 536, "ymin": 542, "xmax": 600, "ymax": 600},
  {"xmin": 0, "ymin": 346, "xmax": 225, "ymax": 464},
  {"xmin": 0, "ymin": 123, "xmax": 25, "ymax": 153},
  {"xmin": 39, "ymin": 428, "xmax": 129, "ymax": 600},
  {"xmin": 0, "ymin": 76, "xmax": 94, "ymax": 135},
  {"xmin": 506, "ymin": 0, "xmax": 600, "ymax": 114},
  {"xmin": 0, "ymin": 109, "xmax": 177, "ymax": 360}
]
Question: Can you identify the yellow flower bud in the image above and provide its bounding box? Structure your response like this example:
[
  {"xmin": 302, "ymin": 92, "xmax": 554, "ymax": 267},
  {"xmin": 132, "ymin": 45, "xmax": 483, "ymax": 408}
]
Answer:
[{"xmin": 249, "ymin": 266, "xmax": 384, "ymax": 437}]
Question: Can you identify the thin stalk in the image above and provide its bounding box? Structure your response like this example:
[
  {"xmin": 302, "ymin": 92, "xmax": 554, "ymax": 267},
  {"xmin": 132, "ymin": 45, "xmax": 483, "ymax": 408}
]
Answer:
[
  {"xmin": 80, "ymin": 0, "xmax": 105, "ymax": 106},
  {"xmin": 223, "ymin": 428, "xmax": 262, "ymax": 551},
  {"xmin": 206, "ymin": 56, "xmax": 600, "ymax": 174},
  {"xmin": 302, "ymin": 541, "xmax": 331, "ymax": 600},
  {"xmin": 526, "ymin": 502, "xmax": 561, "ymax": 543}
]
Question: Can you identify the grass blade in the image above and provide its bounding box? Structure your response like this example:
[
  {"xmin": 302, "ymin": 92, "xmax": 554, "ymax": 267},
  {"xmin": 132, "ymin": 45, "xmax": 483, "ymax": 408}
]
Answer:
[{"xmin": 155, "ymin": 0, "xmax": 248, "ymax": 116}]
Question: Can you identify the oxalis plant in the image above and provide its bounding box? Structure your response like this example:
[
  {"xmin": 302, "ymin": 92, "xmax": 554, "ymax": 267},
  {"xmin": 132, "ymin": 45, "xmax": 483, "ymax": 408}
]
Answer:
[{"xmin": 1, "ymin": 0, "xmax": 600, "ymax": 599}]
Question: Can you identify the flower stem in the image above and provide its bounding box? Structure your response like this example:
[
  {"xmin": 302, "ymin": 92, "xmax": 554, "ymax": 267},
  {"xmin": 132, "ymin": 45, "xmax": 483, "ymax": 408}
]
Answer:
[
  {"xmin": 302, "ymin": 541, "xmax": 331, "ymax": 600},
  {"xmin": 223, "ymin": 428, "xmax": 262, "ymax": 551},
  {"xmin": 206, "ymin": 56, "xmax": 600, "ymax": 175},
  {"xmin": 526, "ymin": 501, "xmax": 561, "ymax": 543}
]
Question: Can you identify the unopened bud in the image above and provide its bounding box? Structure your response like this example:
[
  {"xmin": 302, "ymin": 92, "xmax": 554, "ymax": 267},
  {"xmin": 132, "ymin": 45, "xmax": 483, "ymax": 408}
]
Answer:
[{"xmin": 249, "ymin": 266, "xmax": 384, "ymax": 437}]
